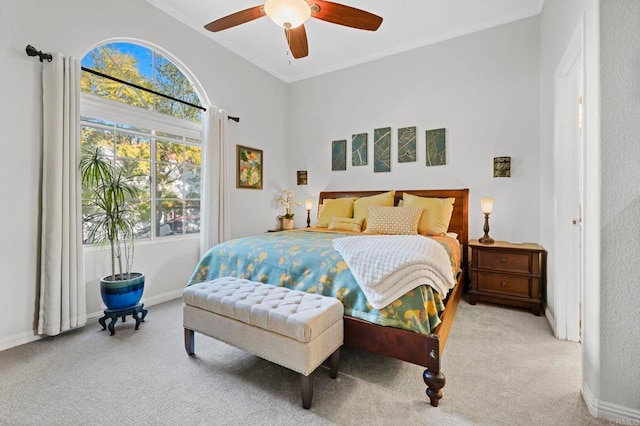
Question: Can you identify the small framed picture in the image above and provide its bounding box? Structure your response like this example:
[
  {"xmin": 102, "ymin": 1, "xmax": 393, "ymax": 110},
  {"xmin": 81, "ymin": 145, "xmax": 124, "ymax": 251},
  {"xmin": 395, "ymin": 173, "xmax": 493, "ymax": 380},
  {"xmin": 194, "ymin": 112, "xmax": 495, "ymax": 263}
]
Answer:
[
  {"xmin": 297, "ymin": 170, "xmax": 308, "ymax": 185},
  {"xmin": 236, "ymin": 145, "xmax": 263, "ymax": 189}
]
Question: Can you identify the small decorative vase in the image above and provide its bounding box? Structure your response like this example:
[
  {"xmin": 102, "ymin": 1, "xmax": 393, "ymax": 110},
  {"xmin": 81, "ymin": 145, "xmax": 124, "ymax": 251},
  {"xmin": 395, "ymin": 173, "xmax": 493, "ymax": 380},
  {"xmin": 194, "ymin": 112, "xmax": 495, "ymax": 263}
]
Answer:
[
  {"xmin": 100, "ymin": 272, "xmax": 145, "ymax": 310},
  {"xmin": 281, "ymin": 217, "xmax": 294, "ymax": 230}
]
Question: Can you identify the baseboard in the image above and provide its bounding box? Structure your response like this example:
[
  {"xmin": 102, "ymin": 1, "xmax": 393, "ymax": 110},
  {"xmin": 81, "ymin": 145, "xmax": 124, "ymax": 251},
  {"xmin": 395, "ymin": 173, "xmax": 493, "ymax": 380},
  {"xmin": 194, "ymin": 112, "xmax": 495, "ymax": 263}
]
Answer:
[
  {"xmin": 143, "ymin": 288, "xmax": 183, "ymax": 306},
  {"xmin": 1, "ymin": 289, "xmax": 184, "ymax": 352},
  {"xmin": 545, "ymin": 306, "xmax": 556, "ymax": 335},
  {"xmin": 86, "ymin": 288, "xmax": 183, "ymax": 320},
  {"xmin": 0, "ymin": 330, "xmax": 41, "ymax": 352},
  {"xmin": 583, "ymin": 383, "xmax": 640, "ymax": 421}
]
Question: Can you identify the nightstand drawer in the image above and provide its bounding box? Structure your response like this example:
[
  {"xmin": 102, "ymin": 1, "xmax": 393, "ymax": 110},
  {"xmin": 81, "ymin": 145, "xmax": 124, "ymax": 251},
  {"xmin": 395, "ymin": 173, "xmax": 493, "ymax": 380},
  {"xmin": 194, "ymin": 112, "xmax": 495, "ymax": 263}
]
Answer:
[
  {"xmin": 477, "ymin": 272, "xmax": 530, "ymax": 297},
  {"xmin": 477, "ymin": 250, "xmax": 530, "ymax": 274}
]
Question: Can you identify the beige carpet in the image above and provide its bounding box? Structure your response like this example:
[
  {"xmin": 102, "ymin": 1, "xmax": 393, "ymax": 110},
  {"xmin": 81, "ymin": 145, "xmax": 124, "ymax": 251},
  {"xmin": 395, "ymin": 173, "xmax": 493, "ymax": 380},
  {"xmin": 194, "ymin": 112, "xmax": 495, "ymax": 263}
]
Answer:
[{"xmin": 0, "ymin": 297, "xmax": 605, "ymax": 425}]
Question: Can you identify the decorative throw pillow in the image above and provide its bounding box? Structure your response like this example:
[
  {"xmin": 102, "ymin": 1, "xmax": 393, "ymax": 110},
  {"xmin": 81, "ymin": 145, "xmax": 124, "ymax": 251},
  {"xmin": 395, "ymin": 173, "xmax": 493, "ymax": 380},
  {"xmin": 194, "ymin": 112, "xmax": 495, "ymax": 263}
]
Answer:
[
  {"xmin": 402, "ymin": 193, "xmax": 455, "ymax": 236},
  {"xmin": 316, "ymin": 197, "xmax": 356, "ymax": 227},
  {"xmin": 353, "ymin": 191, "xmax": 396, "ymax": 230},
  {"xmin": 363, "ymin": 206, "xmax": 422, "ymax": 235},
  {"xmin": 328, "ymin": 217, "xmax": 364, "ymax": 232}
]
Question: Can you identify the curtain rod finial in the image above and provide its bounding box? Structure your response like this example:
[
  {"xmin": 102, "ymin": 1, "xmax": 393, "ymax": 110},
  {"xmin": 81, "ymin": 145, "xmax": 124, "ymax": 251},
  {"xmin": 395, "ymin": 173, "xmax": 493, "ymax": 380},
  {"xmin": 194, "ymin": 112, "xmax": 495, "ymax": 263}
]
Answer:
[{"xmin": 25, "ymin": 44, "xmax": 52, "ymax": 62}]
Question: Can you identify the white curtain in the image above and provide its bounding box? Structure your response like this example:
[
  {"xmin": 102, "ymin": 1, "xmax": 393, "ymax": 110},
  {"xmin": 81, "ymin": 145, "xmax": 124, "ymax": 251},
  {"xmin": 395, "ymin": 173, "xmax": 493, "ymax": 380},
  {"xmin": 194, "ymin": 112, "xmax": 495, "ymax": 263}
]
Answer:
[
  {"xmin": 200, "ymin": 108, "xmax": 231, "ymax": 257},
  {"xmin": 37, "ymin": 54, "xmax": 86, "ymax": 336}
]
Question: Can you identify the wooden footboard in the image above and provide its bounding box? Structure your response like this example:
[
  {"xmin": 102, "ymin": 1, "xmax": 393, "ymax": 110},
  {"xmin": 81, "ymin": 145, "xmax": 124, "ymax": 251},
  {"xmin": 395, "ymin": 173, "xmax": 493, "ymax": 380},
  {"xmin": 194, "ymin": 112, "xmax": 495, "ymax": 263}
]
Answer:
[{"xmin": 344, "ymin": 269, "xmax": 465, "ymax": 407}]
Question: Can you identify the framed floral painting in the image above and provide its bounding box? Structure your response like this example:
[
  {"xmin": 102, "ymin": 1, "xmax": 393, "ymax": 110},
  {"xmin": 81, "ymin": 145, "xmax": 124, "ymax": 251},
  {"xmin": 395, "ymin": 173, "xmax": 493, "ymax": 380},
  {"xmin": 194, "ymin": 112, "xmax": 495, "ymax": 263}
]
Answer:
[{"xmin": 236, "ymin": 145, "xmax": 263, "ymax": 189}]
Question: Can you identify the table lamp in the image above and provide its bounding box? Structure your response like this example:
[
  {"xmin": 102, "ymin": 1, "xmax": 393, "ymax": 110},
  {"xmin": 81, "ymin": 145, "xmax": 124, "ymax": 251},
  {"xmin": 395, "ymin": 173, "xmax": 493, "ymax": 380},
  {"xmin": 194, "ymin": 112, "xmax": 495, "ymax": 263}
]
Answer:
[
  {"xmin": 305, "ymin": 199, "xmax": 313, "ymax": 228},
  {"xmin": 479, "ymin": 197, "xmax": 495, "ymax": 244}
]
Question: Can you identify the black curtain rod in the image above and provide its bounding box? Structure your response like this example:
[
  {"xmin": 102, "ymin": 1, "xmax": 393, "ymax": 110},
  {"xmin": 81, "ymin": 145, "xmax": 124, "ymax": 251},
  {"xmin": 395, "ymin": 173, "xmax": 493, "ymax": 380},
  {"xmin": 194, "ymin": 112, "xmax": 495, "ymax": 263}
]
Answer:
[
  {"xmin": 26, "ymin": 44, "xmax": 208, "ymax": 113},
  {"xmin": 82, "ymin": 67, "xmax": 206, "ymax": 112},
  {"xmin": 25, "ymin": 44, "xmax": 244, "ymax": 121}
]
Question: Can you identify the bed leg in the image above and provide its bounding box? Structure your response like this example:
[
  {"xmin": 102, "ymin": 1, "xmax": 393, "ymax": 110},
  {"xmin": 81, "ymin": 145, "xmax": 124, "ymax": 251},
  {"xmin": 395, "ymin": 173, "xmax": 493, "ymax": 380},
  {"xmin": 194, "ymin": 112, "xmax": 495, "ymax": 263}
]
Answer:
[
  {"xmin": 184, "ymin": 328, "xmax": 195, "ymax": 355},
  {"xmin": 423, "ymin": 333, "xmax": 446, "ymax": 407}
]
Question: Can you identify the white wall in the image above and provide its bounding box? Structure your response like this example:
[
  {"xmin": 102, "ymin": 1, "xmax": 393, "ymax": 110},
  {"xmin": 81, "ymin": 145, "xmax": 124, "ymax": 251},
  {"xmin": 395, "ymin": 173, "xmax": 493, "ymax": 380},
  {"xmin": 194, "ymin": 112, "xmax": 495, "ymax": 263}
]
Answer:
[
  {"xmin": 287, "ymin": 17, "xmax": 541, "ymax": 244},
  {"xmin": 599, "ymin": 0, "xmax": 640, "ymax": 415},
  {"xmin": 0, "ymin": 0, "xmax": 288, "ymax": 349}
]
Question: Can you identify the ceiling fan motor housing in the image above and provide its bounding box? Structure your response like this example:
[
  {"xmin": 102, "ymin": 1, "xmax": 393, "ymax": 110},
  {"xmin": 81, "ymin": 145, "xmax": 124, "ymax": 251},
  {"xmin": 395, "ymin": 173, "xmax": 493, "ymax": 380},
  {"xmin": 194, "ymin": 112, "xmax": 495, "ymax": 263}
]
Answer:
[{"xmin": 264, "ymin": 0, "xmax": 311, "ymax": 29}]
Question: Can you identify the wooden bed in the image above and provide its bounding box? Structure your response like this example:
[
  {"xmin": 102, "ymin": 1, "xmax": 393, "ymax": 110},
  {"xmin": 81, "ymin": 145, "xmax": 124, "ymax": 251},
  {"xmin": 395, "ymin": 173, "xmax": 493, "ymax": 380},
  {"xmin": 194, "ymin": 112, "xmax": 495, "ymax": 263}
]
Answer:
[{"xmin": 318, "ymin": 189, "xmax": 469, "ymax": 407}]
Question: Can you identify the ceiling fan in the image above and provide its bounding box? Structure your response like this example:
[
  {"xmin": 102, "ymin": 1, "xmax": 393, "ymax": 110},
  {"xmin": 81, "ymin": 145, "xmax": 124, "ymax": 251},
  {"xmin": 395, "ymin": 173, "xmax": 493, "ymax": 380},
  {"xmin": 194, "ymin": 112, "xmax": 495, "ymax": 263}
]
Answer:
[{"xmin": 204, "ymin": 0, "xmax": 383, "ymax": 59}]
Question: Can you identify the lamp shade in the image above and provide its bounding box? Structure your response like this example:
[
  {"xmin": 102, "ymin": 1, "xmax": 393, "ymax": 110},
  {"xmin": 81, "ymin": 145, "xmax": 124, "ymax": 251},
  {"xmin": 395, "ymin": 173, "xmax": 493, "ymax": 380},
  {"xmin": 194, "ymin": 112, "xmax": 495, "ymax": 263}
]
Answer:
[
  {"xmin": 264, "ymin": 0, "xmax": 311, "ymax": 29},
  {"xmin": 480, "ymin": 197, "xmax": 494, "ymax": 214},
  {"xmin": 305, "ymin": 199, "xmax": 313, "ymax": 211}
]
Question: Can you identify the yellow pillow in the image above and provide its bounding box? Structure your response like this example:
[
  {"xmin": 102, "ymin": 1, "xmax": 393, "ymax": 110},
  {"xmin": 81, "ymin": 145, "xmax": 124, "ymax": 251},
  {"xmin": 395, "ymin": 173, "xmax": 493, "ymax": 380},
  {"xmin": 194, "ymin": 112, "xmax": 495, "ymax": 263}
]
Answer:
[
  {"xmin": 328, "ymin": 217, "xmax": 364, "ymax": 232},
  {"xmin": 353, "ymin": 191, "xmax": 396, "ymax": 229},
  {"xmin": 364, "ymin": 206, "xmax": 422, "ymax": 235},
  {"xmin": 316, "ymin": 197, "xmax": 356, "ymax": 227},
  {"xmin": 402, "ymin": 193, "xmax": 455, "ymax": 236}
]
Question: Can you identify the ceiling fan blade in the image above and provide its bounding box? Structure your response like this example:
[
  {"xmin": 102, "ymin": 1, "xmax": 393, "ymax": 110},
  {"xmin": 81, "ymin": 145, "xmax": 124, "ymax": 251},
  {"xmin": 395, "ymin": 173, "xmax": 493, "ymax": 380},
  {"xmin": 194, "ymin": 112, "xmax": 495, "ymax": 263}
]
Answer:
[
  {"xmin": 285, "ymin": 25, "xmax": 309, "ymax": 59},
  {"xmin": 309, "ymin": 1, "xmax": 382, "ymax": 31},
  {"xmin": 204, "ymin": 5, "xmax": 265, "ymax": 32}
]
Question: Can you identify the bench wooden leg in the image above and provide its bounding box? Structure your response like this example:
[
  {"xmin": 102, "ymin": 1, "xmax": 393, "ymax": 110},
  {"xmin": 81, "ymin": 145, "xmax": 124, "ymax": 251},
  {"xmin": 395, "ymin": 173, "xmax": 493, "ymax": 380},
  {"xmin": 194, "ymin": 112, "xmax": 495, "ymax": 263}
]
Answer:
[
  {"xmin": 301, "ymin": 374, "xmax": 313, "ymax": 409},
  {"xmin": 184, "ymin": 328, "xmax": 195, "ymax": 355},
  {"xmin": 329, "ymin": 348, "xmax": 340, "ymax": 379}
]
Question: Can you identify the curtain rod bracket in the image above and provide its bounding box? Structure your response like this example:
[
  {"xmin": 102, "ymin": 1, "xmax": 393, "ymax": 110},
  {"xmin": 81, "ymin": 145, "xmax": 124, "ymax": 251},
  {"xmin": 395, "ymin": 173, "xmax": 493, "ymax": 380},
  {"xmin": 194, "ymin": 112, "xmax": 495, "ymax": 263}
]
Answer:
[
  {"xmin": 228, "ymin": 116, "xmax": 240, "ymax": 123},
  {"xmin": 26, "ymin": 45, "xmax": 52, "ymax": 62}
]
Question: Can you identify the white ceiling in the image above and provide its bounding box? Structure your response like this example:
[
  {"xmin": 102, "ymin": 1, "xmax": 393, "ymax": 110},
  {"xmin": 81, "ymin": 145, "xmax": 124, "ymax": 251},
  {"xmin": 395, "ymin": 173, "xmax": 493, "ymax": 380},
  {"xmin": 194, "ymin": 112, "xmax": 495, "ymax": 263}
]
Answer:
[{"xmin": 146, "ymin": 0, "xmax": 543, "ymax": 83}]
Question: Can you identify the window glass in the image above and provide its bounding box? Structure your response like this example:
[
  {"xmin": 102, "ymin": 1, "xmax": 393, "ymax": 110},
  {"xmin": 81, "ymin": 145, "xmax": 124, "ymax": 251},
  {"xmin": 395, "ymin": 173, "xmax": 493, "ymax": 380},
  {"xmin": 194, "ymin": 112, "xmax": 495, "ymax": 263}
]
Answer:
[
  {"xmin": 81, "ymin": 42, "xmax": 202, "ymax": 123},
  {"xmin": 81, "ymin": 41, "xmax": 202, "ymax": 243}
]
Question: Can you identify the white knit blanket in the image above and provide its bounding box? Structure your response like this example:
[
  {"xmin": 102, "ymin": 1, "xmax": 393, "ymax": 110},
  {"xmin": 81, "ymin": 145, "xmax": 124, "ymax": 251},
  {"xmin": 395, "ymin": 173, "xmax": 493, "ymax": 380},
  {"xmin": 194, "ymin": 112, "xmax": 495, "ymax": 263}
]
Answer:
[{"xmin": 332, "ymin": 235, "xmax": 455, "ymax": 309}]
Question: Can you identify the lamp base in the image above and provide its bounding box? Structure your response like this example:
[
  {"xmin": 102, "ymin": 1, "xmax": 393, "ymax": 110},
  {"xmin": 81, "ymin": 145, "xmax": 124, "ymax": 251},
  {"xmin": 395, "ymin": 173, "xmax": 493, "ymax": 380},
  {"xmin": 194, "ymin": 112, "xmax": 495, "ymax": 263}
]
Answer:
[{"xmin": 478, "ymin": 236, "xmax": 494, "ymax": 244}]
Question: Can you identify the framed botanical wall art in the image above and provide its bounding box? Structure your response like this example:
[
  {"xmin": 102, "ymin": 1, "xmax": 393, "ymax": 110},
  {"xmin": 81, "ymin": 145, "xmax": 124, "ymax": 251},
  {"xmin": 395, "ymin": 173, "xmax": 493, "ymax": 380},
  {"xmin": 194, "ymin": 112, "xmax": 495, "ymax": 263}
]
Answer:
[
  {"xmin": 236, "ymin": 145, "xmax": 263, "ymax": 189},
  {"xmin": 332, "ymin": 139, "xmax": 347, "ymax": 171},
  {"xmin": 373, "ymin": 127, "xmax": 391, "ymax": 172},
  {"xmin": 426, "ymin": 128, "xmax": 446, "ymax": 166},
  {"xmin": 398, "ymin": 127, "xmax": 417, "ymax": 163},
  {"xmin": 352, "ymin": 133, "xmax": 368, "ymax": 166}
]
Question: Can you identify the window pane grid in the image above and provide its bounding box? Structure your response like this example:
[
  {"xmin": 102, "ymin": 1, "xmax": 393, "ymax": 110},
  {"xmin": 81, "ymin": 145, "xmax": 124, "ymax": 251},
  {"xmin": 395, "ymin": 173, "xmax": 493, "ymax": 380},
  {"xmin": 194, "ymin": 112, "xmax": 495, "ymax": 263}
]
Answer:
[{"xmin": 81, "ymin": 121, "xmax": 200, "ymax": 243}]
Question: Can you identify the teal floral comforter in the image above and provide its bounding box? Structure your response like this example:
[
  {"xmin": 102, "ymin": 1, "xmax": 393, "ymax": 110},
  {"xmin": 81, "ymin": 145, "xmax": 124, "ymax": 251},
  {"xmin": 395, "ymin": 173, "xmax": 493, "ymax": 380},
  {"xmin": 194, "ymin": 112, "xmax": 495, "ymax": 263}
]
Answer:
[{"xmin": 187, "ymin": 229, "xmax": 451, "ymax": 334}]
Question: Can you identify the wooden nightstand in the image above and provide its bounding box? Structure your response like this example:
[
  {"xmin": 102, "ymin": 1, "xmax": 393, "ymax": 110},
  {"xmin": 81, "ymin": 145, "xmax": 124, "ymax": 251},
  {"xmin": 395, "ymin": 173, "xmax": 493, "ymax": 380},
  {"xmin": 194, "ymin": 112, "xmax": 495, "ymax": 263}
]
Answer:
[{"xmin": 468, "ymin": 240, "xmax": 546, "ymax": 316}]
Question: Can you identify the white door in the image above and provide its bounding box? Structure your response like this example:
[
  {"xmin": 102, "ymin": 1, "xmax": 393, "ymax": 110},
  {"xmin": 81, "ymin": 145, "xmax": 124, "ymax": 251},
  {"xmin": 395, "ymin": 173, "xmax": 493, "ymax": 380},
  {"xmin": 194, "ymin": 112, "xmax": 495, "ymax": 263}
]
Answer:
[{"xmin": 553, "ymin": 23, "xmax": 584, "ymax": 342}]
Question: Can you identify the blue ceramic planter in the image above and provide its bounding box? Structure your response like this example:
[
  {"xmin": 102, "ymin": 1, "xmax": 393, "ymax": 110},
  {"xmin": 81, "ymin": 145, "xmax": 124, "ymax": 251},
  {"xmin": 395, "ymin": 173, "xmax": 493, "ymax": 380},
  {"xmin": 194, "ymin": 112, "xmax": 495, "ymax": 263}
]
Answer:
[{"xmin": 100, "ymin": 272, "xmax": 145, "ymax": 310}]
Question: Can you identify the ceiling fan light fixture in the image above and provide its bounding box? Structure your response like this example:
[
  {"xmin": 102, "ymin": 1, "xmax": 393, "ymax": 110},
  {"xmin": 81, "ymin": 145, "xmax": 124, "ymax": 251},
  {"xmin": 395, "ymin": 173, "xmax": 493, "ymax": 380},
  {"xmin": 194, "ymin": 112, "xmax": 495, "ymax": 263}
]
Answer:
[{"xmin": 264, "ymin": 0, "xmax": 311, "ymax": 29}]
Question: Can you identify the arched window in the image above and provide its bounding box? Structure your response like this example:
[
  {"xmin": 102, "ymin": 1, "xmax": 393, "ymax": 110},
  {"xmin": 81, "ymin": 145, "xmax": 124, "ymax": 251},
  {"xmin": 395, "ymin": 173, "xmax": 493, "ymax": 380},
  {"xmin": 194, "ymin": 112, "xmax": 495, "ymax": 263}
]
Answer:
[{"xmin": 80, "ymin": 41, "xmax": 204, "ymax": 241}]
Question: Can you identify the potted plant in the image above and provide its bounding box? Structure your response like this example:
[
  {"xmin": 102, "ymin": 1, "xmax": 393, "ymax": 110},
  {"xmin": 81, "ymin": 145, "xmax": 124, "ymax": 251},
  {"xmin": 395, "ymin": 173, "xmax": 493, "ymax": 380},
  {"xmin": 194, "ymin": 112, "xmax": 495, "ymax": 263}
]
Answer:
[
  {"xmin": 276, "ymin": 190, "xmax": 302, "ymax": 230},
  {"xmin": 80, "ymin": 147, "xmax": 144, "ymax": 310}
]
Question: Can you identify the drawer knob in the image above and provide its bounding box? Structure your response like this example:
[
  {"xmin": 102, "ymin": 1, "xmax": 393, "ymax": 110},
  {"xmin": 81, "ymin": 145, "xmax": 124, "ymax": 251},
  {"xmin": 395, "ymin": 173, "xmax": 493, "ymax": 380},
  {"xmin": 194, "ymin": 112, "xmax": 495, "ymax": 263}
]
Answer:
[
  {"xmin": 500, "ymin": 281, "xmax": 507, "ymax": 287},
  {"xmin": 500, "ymin": 258, "xmax": 507, "ymax": 263}
]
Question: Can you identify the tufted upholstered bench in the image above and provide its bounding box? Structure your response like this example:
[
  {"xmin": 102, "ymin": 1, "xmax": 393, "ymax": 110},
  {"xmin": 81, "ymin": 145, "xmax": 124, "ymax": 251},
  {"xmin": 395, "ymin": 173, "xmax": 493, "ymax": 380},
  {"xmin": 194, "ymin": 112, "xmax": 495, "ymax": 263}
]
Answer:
[{"xmin": 182, "ymin": 277, "xmax": 344, "ymax": 409}]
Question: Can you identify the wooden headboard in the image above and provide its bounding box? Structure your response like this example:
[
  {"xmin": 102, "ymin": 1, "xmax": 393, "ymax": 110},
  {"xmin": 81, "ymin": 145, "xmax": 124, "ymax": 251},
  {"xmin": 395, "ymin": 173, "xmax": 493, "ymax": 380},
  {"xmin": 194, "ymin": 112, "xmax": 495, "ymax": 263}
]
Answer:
[{"xmin": 318, "ymin": 189, "xmax": 469, "ymax": 245}]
